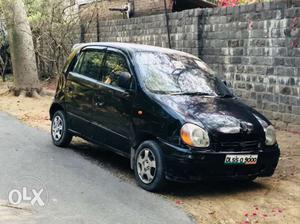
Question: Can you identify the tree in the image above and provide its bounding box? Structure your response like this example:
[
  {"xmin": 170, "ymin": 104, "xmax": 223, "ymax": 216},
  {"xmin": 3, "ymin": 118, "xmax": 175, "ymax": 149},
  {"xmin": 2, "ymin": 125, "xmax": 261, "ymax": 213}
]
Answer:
[
  {"xmin": 0, "ymin": 27, "xmax": 10, "ymax": 82},
  {"xmin": 22, "ymin": 0, "xmax": 81, "ymax": 79},
  {"xmin": 0, "ymin": 0, "xmax": 41, "ymax": 97}
]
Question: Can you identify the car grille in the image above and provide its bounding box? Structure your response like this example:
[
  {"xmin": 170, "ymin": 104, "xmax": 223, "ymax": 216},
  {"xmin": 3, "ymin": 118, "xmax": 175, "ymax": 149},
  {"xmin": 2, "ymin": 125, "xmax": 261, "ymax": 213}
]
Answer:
[{"xmin": 213, "ymin": 140, "xmax": 261, "ymax": 152}]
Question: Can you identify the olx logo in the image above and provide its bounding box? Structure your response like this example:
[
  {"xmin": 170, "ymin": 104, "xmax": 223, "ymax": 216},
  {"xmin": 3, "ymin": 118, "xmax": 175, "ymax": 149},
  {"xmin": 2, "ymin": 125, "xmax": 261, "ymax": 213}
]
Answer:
[
  {"xmin": 8, "ymin": 187, "xmax": 45, "ymax": 206},
  {"xmin": 7, "ymin": 176, "xmax": 48, "ymax": 208}
]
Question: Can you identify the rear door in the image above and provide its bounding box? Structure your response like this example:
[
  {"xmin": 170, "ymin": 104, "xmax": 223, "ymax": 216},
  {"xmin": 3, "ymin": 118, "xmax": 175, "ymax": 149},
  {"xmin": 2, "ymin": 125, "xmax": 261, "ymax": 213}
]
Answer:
[
  {"xmin": 93, "ymin": 48, "xmax": 134, "ymax": 156},
  {"xmin": 65, "ymin": 47, "xmax": 106, "ymax": 139}
]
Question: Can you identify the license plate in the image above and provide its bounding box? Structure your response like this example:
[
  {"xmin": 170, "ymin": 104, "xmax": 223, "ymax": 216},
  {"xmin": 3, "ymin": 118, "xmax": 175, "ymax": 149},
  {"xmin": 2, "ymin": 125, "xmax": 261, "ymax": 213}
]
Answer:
[{"xmin": 224, "ymin": 154, "xmax": 258, "ymax": 165}]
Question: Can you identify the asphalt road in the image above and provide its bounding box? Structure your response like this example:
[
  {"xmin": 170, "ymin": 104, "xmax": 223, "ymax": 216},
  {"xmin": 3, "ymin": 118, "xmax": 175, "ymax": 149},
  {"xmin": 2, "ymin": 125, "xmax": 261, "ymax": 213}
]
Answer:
[{"xmin": 0, "ymin": 112, "xmax": 194, "ymax": 224}]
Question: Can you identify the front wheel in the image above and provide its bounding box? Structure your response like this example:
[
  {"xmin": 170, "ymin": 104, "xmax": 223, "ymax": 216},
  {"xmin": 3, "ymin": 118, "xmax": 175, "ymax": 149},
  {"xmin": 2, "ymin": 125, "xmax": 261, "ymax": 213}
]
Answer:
[
  {"xmin": 134, "ymin": 140, "xmax": 166, "ymax": 192},
  {"xmin": 51, "ymin": 111, "xmax": 73, "ymax": 147}
]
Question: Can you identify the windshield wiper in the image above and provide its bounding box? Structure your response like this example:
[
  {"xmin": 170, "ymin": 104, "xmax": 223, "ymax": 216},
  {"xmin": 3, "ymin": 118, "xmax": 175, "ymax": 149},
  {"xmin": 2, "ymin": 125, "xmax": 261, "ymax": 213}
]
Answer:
[{"xmin": 169, "ymin": 92, "xmax": 212, "ymax": 96}]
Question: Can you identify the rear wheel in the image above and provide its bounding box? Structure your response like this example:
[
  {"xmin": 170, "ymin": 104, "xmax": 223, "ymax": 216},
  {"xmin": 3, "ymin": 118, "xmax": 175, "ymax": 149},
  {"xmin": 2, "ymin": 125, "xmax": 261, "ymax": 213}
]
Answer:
[
  {"xmin": 134, "ymin": 140, "xmax": 166, "ymax": 192},
  {"xmin": 51, "ymin": 111, "xmax": 73, "ymax": 147}
]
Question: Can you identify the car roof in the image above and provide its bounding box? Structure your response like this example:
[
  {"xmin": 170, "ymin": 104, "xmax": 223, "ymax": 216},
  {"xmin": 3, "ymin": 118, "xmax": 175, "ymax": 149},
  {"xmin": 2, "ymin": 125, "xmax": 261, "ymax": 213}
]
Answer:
[{"xmin": 72, "ymin": 42, "xmax": 198, "ymax": 59}]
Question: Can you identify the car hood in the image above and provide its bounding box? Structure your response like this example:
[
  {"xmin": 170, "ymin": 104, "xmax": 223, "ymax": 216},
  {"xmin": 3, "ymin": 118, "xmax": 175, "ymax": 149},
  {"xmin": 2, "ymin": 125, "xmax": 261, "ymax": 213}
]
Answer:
[{"xmin": 152, "ymin": 94, "xmax": 267, "ymax": 143}]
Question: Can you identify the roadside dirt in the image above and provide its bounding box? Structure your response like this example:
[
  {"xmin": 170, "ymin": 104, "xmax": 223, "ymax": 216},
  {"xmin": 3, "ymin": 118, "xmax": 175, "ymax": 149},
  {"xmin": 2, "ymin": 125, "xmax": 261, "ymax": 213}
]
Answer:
[
  {"xmin": 0, "ymin": 201, "xmax": 33, "ymax": 223},
  {"xmin": 166, "ymin": 130, "xmax": 300, "ymax": 224},
  {"xmin": 0, "ymin": 81, "xmax": 53, "ymax": 131},
  {"xmin": 0, "ymin": 80, "xmax": 299, "ymax": 224}
]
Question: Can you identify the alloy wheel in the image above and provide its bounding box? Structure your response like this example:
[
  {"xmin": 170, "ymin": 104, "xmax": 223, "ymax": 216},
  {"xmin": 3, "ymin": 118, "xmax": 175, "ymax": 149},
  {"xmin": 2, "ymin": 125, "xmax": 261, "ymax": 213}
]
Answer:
[
  {"xmin": 52, "ymin": 115, "xmax": 63, "ymax": 141},
  {"xmin": 137, "ymin": 148, "xmax": 157, "ymax": 184}
]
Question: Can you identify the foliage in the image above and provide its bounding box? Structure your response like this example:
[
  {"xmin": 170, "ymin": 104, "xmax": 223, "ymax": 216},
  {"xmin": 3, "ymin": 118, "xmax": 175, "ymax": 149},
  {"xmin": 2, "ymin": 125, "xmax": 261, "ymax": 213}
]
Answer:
[
  {"xmin": 218, "ymin": 0, "xmax": 267, "ymax": 7},
  {"xmin": 0, "ymin": 20, "xmax": 10, "ymax": 81},
  {"xmin": 25, "ymin": 0, "xmax": 44, "ymax": 24},
  {"xmin": 1, "ymin": 0, "xmax": 97, "ymax": 79},
  {"xmin": 218, "ymin": 0, "xmax": 238, "ymax": 7}
]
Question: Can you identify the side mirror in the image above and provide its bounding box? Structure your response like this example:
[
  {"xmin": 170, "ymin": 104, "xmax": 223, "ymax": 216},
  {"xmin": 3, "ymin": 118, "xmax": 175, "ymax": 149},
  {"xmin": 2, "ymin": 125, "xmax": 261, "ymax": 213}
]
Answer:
[
  {"xmin": 222, "ymin": 80, "xmax": 234, "ymax": 95},
  {"xmin": 223, "ymin": 80, "xmax": 232, "ymax": 88},
  {"xmin": 118, "ymin": 72, "xmax": 132, "ymax": 90}
]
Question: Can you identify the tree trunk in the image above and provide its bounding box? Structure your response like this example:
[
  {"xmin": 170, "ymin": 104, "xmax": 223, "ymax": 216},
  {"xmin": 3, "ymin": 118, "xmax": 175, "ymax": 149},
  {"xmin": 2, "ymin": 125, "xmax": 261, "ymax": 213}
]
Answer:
[{"xmin": 2, "ymin": 0, "xmax": 41, "ymax": 96}]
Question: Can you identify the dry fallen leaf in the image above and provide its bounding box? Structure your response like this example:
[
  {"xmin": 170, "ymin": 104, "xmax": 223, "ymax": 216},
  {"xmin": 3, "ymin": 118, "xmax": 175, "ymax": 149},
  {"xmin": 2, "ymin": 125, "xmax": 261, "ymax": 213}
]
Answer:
[{"xmin": 208, "ymin": 210, "xmax": 215, "ymax": 215}]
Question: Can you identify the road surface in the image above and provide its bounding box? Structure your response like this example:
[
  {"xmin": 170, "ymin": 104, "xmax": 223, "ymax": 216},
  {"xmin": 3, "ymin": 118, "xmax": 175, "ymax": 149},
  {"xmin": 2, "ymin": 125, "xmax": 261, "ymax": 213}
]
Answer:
[{"xmin": 0, "ymin": 112, "xmax": 194, "ymax": 224}]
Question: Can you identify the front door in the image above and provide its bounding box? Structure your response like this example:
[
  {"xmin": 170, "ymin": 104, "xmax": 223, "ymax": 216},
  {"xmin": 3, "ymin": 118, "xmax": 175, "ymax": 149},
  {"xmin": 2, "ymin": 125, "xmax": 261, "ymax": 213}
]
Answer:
[
  {"xmin": 93, "ymin": 49, "xmax": 134, "ymax": 155},
  {"xmin": 65, "ymin": 47, "xmax": 105, "ymax": 139}
]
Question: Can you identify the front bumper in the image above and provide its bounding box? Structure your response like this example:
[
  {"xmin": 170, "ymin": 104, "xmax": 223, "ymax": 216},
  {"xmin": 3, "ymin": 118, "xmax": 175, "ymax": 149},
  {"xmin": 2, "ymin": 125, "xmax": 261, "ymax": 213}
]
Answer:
[{"xmin": 158, "ymin": 140, "xmax": 280, "ymax": 182}]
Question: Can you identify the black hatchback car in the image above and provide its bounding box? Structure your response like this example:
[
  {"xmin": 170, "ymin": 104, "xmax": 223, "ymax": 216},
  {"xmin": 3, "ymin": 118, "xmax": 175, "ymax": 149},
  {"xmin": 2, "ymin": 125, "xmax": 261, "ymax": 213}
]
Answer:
[{"xmin": 50, "ymin": 42, "xmax": 280, "ymax": 191}]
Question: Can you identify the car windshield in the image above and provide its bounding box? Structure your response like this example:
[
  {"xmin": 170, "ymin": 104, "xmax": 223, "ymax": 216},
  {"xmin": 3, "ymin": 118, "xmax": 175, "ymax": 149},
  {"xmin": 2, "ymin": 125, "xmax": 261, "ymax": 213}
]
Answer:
[{"xmin": 135, "ymin": 51, "xmax": 233, "ymax": 97}]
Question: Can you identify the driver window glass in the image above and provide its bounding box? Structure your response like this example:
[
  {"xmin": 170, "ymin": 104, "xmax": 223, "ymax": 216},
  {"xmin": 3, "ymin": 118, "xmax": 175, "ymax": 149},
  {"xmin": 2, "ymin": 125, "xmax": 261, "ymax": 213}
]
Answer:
[
  {"xmin": 73, "ymin": 50, "xmax": 105, "ymax": 81},
  {"xmin": 102, "ymin": 52, "xmax": 130, "ymax": 88}
]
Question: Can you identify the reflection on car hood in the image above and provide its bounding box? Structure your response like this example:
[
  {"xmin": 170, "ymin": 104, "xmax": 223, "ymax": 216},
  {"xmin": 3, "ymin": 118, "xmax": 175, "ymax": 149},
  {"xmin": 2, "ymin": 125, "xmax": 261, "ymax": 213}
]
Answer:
[{"xmin": 152, "ymin": 94, "xmax": 266, "ymax": 141}]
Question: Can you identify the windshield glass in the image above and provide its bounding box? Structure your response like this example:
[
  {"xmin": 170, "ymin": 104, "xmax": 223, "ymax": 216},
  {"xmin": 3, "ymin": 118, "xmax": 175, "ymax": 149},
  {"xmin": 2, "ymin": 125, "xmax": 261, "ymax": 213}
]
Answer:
[{"xmin": 135, "ymin": 51, "xmax": 233, "ymax": 97}]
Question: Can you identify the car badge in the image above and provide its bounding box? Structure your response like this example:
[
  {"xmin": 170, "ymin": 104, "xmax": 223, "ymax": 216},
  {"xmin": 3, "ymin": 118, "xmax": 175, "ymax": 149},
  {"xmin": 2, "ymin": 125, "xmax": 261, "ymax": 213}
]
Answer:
[{"xmin": 240, "ymin": 122, "xmax": 253, "ymax": 134}]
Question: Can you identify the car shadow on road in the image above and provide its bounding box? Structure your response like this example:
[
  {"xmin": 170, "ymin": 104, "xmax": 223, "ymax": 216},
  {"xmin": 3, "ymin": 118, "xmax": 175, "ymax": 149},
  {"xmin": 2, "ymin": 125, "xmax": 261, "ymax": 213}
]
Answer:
[
  {"xmin": 67, "ymin": 138, "xmax": 268, "ymax": 197},
  {"xmin": 68, "ymin": 139, "xmax": 135, "ymax": 181}
]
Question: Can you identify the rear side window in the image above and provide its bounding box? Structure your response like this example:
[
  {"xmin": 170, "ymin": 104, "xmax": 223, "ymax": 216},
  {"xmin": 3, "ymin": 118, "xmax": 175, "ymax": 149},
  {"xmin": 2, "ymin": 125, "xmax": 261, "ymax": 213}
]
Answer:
[
  {"xmin": 102, "ymin": 52, "xmax": 130, "ymax": 87},
  {"xmin": 73, "ymin": 50, "xmax": 105, "ymax": 80},
  {"xmin": 63, "ymin": 50, "xmax": 78, "ymax": 74}
]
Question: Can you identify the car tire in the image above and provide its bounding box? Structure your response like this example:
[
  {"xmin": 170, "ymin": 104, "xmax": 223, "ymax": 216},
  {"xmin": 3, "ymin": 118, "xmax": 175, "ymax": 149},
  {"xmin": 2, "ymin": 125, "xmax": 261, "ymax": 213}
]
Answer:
[
  {"xmin": 51, "ymin": 111, "xmax": 73, "ymax": 147},
  {"xmin": 134, "ymin": 140, "xmax": 166, "ymax": 192}
]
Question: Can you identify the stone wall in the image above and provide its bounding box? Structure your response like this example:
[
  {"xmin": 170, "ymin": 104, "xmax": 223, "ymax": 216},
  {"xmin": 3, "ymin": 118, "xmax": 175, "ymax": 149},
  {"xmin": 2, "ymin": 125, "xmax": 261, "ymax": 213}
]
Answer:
[
  {"xmin": 83, "ymin": 9, "xmax": 200, "ymax": 56},
  {"xmin": 79, "ymin": 0, "xmax": 300, "ymax": 131},
  {"xmin": 199, "ymin": 1, "xmax": 300, "ymax": 131}
]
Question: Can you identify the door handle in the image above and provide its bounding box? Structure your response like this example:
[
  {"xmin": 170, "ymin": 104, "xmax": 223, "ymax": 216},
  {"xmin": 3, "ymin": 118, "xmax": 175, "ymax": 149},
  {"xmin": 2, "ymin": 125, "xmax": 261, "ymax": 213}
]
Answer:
[
  {"xmin": 67, "ymin": 86, "xmax": 74, "ymax": 92},
  {"xmin": 117, "ymin": 91, "xmax": 131, "ymax": 100},
  {"xmin": 95, "ymin": 101, "xmax": 104, "ymax": 107}
]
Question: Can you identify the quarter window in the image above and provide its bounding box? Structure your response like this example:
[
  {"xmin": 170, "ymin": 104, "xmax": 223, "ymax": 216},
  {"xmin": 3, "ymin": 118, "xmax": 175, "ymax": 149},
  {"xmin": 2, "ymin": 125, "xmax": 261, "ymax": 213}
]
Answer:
[
  {"xmin": 73, "ymin": 50, "xmax": 105, "ymax": 80},
  {"xmin": 102, "ymin": 52, "xmax": 130, "ymax": 88}
]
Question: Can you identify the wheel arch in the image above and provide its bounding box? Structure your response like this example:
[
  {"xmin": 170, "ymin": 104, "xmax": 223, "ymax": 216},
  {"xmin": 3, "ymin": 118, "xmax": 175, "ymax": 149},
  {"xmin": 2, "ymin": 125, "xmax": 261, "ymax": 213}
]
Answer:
[
  {"xmin": 130, "ymin": 132, "xmax": 159, "ymax": 170},
  {"xmin": 49, "ymin": 103, "xmax": 65, "ymax": 121}
]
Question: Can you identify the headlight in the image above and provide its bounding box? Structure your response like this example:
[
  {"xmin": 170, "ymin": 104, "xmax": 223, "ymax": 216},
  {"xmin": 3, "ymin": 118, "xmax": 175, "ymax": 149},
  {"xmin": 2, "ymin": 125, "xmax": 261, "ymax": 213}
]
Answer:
[
  {"xmin": 265, "ymin": 125, "xmax": 276, "ymax": 146},
  {"xmin": 180, "ymin": 123, "xmax": 210, "ymax": 148}
]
